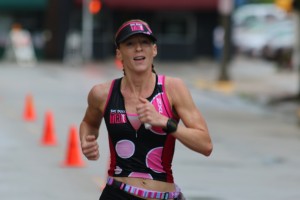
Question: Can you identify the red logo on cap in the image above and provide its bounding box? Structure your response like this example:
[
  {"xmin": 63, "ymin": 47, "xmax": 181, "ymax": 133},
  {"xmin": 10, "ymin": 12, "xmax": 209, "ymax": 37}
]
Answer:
[{"xmin": 130, "ymin": 23, "xmax": 144, "ymax": 32}]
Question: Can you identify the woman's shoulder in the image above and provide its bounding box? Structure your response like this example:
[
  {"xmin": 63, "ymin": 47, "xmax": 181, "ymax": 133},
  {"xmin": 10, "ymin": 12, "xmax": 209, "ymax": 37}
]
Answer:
[
  {"xmin": 88, "ymin": 80, "xmax": 115, "ymax": 110},
  {"xmin": 90, "ymin": 80, "xmax": 114, "ymax": 97},
  {"xmin": 163, "ymin": 75, "xmax": 185, "ymax": 89},
  {"xmin": 161, "ymin": 75, "xmax": 187, "ymax": 107}
]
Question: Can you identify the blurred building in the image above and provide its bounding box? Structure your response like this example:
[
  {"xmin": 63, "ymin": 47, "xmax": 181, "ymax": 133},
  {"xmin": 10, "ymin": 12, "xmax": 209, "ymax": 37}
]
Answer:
[
  {"xmin": 0, "ymin": 0, "xmax": 48, "ymax": 60},
  {"xmin": 0, "ymin": 0, "xmax": 220, "ymax": 61},
  {"xmin": 96, "ymin": 0, "xmax": 219, "ymax": 61}
]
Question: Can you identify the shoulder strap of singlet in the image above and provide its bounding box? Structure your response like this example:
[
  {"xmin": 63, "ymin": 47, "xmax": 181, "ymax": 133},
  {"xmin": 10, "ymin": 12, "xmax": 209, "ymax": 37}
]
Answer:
[
  {"xmin": 157, "ymin": 75, "xmax": 176, "ymax": 119},
  {"xmin": 103, "ymin": 78, "xmax": 121, "ymax": 113}
]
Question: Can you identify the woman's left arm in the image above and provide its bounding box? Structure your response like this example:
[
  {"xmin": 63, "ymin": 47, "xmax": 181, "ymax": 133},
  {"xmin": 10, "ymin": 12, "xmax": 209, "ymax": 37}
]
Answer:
[{"xmin": 166, "ymin": 77, "xmax": 213, "ymax": 156}]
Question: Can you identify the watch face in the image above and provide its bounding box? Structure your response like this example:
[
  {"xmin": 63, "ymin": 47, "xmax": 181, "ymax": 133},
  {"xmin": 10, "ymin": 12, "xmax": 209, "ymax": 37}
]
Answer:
[{"xmin": 167, "ymin": 118, "xmax": 177, "ymax": 134}]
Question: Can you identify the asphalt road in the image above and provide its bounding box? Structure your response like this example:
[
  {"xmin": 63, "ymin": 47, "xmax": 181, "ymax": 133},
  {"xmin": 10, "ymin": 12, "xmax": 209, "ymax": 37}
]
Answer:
[{"xmin": 0, "ymin": 58, "xmax": 299, "ymax": 200}]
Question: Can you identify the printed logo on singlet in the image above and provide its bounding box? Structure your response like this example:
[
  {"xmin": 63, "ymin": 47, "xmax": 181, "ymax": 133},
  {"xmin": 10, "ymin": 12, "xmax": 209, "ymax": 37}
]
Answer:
[
  {"xmin": 155, "ymin": 95, "xmax": 163, "ymax": 114},
  {"xmin": 149, "ymin": 93, "xmax": 167, "ymax": 135},
  {"xmin": 110, "ymin": 109, "xmax": 127, "ymax": 124},
  {"xmin": 151, "ymin": 93, "xmax": 164, "ymax": 114}
]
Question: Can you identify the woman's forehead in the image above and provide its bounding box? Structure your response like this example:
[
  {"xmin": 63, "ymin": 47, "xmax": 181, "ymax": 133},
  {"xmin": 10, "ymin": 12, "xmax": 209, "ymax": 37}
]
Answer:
[{"xmin": 122, "ymin": 34, "xmax": 153, "ymax": 42}]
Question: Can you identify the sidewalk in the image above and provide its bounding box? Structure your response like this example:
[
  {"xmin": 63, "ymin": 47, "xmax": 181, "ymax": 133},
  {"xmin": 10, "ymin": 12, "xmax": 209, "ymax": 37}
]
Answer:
[
  {"xmin": 154, "ymin": 55, "xmax": 300, "ymax": 121},
  {"xmin": 230, "ymin": 56, "xmax": 300, "ymax": 121}
]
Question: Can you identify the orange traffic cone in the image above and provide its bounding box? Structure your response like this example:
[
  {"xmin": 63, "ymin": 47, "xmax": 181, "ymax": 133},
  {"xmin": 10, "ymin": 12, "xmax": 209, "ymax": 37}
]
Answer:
[
  {"xmin": 23, "ymin": 94, "xmax": 36, "ymax": 121},
  {"xmin": 41, "ymin": 111, "xmax": 57, "ymax": 146},
  {"xmin": 62, "ymin": 125, "xmax": 85, "ymax": 167}
]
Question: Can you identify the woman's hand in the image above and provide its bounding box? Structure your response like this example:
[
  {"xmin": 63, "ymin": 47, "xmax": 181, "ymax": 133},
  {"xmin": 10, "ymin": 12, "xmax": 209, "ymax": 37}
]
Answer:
[{"xmin": 81, "ymin": 135, "xmax": 100, "ymax": 160}]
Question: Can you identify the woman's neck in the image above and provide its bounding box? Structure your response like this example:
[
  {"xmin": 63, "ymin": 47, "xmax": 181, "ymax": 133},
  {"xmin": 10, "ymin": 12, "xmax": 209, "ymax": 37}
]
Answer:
[{"xmin": 122, "ymin": 72, "xmax": 155, "ymax": 97}]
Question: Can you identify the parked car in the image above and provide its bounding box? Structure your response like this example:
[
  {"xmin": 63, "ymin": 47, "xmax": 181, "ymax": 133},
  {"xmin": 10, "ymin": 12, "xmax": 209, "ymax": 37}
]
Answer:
[
  {"xmin": 262, "ymin": 19, "xmax": 295, "ymax": 61},
  {"xmin": 233, "ymin": 3, "xmax": 287, "ymax": 27},
  {"xmin": 232, "ymin": 3, "xmax": 290, "ymax": 57},
  {"xmin": 233, "ymin": 21, "xmax": 271, "ymax": 56}
]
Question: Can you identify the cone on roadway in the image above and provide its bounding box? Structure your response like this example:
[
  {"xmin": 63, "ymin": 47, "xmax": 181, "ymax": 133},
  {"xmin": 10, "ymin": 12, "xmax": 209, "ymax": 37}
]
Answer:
[
  {"xmin": 62, "ymin": 125, "xmax": 85, "ymax": 167},
  {"xmin": 23, "ymin": 93, "xmax": 36, "ymax": 121},
  {"xmin": 41, "ymin": 110, "xmax": 57, "ymax": 146}
]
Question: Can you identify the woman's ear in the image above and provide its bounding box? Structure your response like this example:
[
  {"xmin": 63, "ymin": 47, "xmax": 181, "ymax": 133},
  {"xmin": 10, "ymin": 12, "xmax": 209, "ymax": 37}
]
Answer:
[
  {"xmin": 116, "ymin": 49, "xmax": 122, "ymax": 61},
  {"xmin": 153, "ymin": 44, "xmax": 158, "ymax": 57}
]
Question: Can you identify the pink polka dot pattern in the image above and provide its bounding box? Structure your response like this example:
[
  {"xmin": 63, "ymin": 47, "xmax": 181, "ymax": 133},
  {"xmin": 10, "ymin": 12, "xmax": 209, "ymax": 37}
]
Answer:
[
  {"xmin": 115, "ymin": 140, "xmax": 135, "ymax": 159},
  {"xmin": 146, "ymin": 147, "xmax": 165, "ymax": 173},
  {"xmin": 129, "ymin": 172, "xmax": 153, "ymax": 179}
]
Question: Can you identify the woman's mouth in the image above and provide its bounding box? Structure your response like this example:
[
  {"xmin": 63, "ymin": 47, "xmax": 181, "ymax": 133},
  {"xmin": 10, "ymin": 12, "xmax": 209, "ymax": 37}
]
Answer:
[{"xmin": 133, "ymin": 56, "xmax": 145, "ymax": 61}]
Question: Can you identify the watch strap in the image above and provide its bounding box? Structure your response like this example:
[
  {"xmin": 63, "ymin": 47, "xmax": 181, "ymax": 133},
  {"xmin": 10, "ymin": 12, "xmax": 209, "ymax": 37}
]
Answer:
[{"xmin": 163, "ymin": 118, "xmax": 178, "ymax": 134}]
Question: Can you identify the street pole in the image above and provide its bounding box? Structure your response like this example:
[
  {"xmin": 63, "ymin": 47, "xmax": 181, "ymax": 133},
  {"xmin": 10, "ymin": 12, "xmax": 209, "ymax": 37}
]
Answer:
[
  {"xmin": 218, "ymin": 0, "xmax": 234, "ymax": 82},
  {"xmin": 293, "ymin": 2, "xmax": 300, "ymax": 121},
  {"xmin": 219, "ymin": 15, "xmax": 231, "ymax": 81},
  {"xmin": 82, "ymin": 0, "xmax": 93, "ymax": 62},
  {"xmin": 296, "ymin": 10, "xmax": 300, "ymax": 99},
  {"xmin": 291, "ymin": 0, "xmax": 300, "ymax": 99}
]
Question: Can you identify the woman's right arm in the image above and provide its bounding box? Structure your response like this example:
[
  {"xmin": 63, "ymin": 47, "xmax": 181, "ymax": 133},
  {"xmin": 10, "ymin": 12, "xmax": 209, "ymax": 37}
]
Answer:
[{"xmin": 79, "ymin": 82, "xmax": 110, "ymax": 160}]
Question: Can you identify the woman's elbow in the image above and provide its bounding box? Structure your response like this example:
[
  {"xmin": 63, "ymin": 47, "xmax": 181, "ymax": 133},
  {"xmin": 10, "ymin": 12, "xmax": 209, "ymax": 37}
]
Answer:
[{"xmin": 203, "ymin": 142, "xmax": 213, "ymax": 157}]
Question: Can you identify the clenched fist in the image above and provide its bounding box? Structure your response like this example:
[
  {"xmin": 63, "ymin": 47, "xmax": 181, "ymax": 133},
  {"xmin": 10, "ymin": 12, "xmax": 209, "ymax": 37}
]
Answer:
[{"xmin": 81, "ymin": 135, "xmax": 100, "ymax": 160}]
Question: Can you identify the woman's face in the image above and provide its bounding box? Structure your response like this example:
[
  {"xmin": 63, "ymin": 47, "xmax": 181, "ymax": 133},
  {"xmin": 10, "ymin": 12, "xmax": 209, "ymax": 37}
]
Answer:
[{"xmin": 116, "ymin": 34, "xmax": 157, "ymax": 74}]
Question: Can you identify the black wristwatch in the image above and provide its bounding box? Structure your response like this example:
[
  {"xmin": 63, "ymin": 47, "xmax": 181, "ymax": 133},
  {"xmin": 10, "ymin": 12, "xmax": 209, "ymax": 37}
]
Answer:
[{"xmin": 163, "ymin": 118, "xmax": 178, "ymax": 134}]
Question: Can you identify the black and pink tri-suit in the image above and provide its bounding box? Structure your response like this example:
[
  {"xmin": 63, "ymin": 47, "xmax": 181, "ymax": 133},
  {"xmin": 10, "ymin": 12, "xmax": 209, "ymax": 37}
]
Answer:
[{"xmin": 103, "ymin": 74, "xmax": 179, "ymax": 183}]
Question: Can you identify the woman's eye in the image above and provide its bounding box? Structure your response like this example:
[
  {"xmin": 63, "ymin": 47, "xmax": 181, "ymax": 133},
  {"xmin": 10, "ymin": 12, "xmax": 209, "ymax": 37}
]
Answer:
[
  {"xmin": 125, "ymin": 41, "xmax": 133, "ymax": 46},
  {"xmin": 142, "ymin": 40, "xmax": 151, "ymax": 44}
]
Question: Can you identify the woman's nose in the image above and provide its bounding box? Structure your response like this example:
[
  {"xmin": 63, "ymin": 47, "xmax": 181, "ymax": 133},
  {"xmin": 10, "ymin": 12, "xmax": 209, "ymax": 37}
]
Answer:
[
  {"xmin": 136, "ymin": 42, "xmax": 142, "ymax": 51},
  {"xmin": 135, "ymin": 42, "xmax": 142, "ymax": 51}
]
